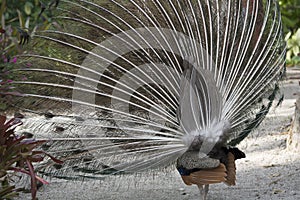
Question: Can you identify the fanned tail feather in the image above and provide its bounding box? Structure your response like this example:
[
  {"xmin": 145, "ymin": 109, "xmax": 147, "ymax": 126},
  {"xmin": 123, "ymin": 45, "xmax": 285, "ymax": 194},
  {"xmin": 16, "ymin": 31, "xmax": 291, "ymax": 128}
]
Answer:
[{"xmin": 11, "ymin": 0, "xmax": 285, "ymax": 180}]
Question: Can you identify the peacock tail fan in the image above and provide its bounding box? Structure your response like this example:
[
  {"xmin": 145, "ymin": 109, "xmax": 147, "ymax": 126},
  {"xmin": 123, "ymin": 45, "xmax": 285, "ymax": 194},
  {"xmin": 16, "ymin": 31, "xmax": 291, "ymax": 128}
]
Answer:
[{"xmin": 13, "ymin": 0, "xmax": 285, "ymax": 184}]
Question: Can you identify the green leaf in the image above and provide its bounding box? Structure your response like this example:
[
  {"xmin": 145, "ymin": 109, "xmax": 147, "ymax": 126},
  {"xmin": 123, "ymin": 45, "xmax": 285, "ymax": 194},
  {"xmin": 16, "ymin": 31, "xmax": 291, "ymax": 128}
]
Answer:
[
  {"xmin": 286, "ymin": 50, "xmax": 292, "ymax": 61},
  {"xmin": 281, "ymin": 15, "xmax": 297, "ymax": 28},
  {"xmin": 295, "ymin": 28, "xmax": 300, "ymax": 39},
  {"xmin": 284, "ymin": 31, "xmax": 291, "ymax": 41},
  {"xmin": 292, "ymin": 56, "xmax": 300, "ymax": 63},
  {"xmin": 24, "ymin": 2, "xmax": 33, "ymax": 15},
  {"xmin": 293, "ymin": 46, "xmax": 299, "ymax": 55},
  {"xmin": 25, "ymin": 16, "xmax": 30, "ymax": 29},
  {"xmin": 16, "ymin": 9, "xmax": 24, "ymax": 28},
  {"xmin": 0, "ymin": 0, "xmax": 6, "ymax": 20}
]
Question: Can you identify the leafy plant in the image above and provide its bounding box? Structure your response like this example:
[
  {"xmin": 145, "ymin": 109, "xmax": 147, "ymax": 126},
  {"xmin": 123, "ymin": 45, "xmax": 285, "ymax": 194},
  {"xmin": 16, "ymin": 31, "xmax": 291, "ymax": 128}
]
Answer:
[
  {"xmin": 285, "ymin": 28, "xmax": 300, "ymax": 66},
  {"xmin": 0, "ymin": 0, "xmax": 59, "ymax": 110},
  {"xmin": 0, "ymin": 115, "xmax": 62, "ymax": 200},
  {"xmin": 279, "ymin": 0, "xmax": 300, "ymax": 34},
  {"xmin": 0, "ymin": 56, "xmax": 23, "ymax": 110},
  {"xmin": 278, "ymin": 0, "xmax": 300, "ymax": 66}
]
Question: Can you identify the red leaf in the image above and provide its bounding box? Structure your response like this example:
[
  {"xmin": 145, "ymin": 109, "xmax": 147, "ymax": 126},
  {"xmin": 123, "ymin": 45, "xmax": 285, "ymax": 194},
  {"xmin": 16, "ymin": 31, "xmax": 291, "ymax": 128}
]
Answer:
[
  {"xmin": 28, "ymin": 154, "xmax": 44, "ymax": 162},
  {"xmin": 44, "ymin": 152, "xmax": 64, "ymax": 164},
  {"xmin": 26, "ymin": 160, "xmax": 37, "ymax": 200},
  {"xmin": 3, "ymin": 117, "xmax": 22, "ymax": 131},
  {"xmin": 10, "ymin": 167, "xmax": 49, "ymax": 184}
]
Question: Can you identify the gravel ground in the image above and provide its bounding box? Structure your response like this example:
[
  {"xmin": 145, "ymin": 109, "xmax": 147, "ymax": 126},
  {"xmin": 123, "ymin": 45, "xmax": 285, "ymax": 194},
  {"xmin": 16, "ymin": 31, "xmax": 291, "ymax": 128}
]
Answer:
[{"xmin": 16, "ymin": 72, "xmax": 300, "ymax": 200}]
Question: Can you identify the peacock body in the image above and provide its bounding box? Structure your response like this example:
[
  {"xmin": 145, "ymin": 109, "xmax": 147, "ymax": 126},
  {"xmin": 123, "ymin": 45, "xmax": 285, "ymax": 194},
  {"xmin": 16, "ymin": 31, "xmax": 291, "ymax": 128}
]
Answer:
[{"xmin": 14, "ymin": 0, "xmax": 285, "ymax": 199}]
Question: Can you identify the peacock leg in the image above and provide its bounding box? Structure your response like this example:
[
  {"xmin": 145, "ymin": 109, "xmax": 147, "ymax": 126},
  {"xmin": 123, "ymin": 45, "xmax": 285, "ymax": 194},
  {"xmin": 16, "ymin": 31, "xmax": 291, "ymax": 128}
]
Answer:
[
  {"xmin": 197, "ymin": 184, "xmax": 209, "ymax": 200},
  {"xmin": 204, "ymin": 184, "xmax": 209, "ymax": 199},
  {"xmin": 197, "ymin": 184, "xmax": 204, "ymax": 199}
]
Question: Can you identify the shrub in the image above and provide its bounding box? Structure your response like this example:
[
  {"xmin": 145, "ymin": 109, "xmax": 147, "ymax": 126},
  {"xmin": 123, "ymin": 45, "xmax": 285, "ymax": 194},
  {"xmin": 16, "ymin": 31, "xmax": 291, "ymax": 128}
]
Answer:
[{"xmin": 0, "ymin": 115, "xmax": 62, "ymax": 200}]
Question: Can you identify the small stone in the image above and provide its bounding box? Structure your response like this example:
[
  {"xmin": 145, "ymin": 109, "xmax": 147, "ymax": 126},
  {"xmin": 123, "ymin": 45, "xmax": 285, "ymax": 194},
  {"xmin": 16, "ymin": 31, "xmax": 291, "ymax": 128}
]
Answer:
[
  {"xmin": 22, "ymin": 131, "xmax": 34, "ymax": 138},
  {"xmin": 273, "ymin": 189, "xmax": 283, "ymax": 194},
  {"xmin": 44, "ymin": 112, "xmax": 54, "ymax": 119},
  {"xmin": 75, "ymin": 116, "xmax": 84, "ymax": 121},
  {"xmin": 53, "ymin": 164, "xmax": 63, "ymax": 169},
  {"xmin": 83, "ymin": 156, "xmax": 93, "ymax": 162},
  {"xmin": 263, "ymin": 164, "xmax": 276, "ymax": 168},
  {"xmin": 271, "ymin": 173, "xmax": 281, "ymax": 177},
  {"xmin": 54, "ymin": 126, "xmax": 65, "ymax": 132}
]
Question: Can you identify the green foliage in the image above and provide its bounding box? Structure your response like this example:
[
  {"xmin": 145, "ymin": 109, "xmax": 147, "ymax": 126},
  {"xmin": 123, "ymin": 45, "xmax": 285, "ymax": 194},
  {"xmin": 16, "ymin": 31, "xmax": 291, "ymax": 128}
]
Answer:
[
  {"xmin": 285, "ymin": 28, "xmax": 300, "ymax": 66},
  {"xmin": 0, "ymin": 54, "xmax": 24, "ymax": 110},
  {"xmin": 0, "ymin": 0, "xmax": 58, "ymax": 110},
  {"xmin": 0, "ymin": 115, "xmax": 62, "ymax": 200},
  {"xmin": 0, "ymin": 0, "xmax": 56, "ymax": 56},
  {"xmin": 279, "ymin": 0, "xmax": 300, "ymax": 34},
  {"xmin": 279, "ymin": 0, "xmax": 300, "ymax": 66}
]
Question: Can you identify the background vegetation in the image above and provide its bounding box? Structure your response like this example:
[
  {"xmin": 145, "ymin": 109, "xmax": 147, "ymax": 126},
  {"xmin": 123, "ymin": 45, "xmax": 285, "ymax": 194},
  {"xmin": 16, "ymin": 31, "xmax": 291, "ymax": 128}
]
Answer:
[
  {"xmin": 0, "ymin": 0, "xmax": 57, "ymax": 110},
  {"xmin": 0, "ymin": 1, "xmax": 60, "ymax": 198},
  {"xmin": 0, "ymin": 1, "xmax": 299, "ymax": 107},
  {"xmin": 279, "ymin": 0, "xmax": 300, "ymax": 66},
  {"xmin": 0, "ymin": 0, "xmax": 299, "ymax": 110}
]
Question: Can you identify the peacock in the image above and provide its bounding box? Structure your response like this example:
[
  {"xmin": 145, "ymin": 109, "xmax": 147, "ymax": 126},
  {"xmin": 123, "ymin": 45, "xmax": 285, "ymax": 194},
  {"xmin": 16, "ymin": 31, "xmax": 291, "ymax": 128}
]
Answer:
[{"xmin": 13, "ymin": 0, "xmax": 285, "ymax": 199}]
